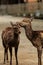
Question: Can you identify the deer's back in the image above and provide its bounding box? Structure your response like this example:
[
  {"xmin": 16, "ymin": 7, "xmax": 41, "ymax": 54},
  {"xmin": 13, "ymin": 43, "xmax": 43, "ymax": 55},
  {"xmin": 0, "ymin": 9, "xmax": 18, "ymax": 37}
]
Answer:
[{"xmin": 2, "ymin": 27, "xmax": 19, "ymax": 47}]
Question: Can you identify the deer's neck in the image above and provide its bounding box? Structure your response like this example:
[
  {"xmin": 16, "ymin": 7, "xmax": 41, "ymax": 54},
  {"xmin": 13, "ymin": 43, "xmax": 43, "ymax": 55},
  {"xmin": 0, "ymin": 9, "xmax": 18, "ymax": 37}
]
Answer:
[
  {"xmin": 24, "ymin": 26, "xmax": 41, "ymax": 46},
  {"xmin": 24, "ymin": 25, "xmax": 33, "ymax": 41}
]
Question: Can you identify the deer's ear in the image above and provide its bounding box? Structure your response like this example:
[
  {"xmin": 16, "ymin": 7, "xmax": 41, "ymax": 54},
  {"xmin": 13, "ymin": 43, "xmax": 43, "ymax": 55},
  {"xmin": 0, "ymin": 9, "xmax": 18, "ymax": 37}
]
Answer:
[
  {"xmin": 10, "ymin": 22, "xmax": 17, "ymax": 27},
  {"xmin": 30, "ymin": 17, "xmax": 33, "ymax": 22},
  {"xmin": 10, "ymin": 22, "xmax": 14, "ymax": 26}
]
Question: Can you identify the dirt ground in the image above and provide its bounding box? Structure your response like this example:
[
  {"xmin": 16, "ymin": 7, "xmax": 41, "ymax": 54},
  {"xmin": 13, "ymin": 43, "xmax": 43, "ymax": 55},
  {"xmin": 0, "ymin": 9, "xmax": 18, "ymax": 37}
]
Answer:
[{"xmin": 0, "ymin": 15, "xmax": 43, "ymax": 65}]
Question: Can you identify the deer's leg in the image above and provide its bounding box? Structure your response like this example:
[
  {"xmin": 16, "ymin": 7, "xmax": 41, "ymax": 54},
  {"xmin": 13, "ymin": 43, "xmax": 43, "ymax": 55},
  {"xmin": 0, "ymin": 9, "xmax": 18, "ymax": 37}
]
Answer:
[
  {"xmin": 9, "ymin": 47, "xmax": 12, "ymax": 65},
  {"xmin": 15, "ymin": 47, "xmax": 18, "ymax": 65},
  {"xmin": 6, "ymin": 49, "xmax": 9, "ymax": 63},
  {"xmin": 4, "ymin": 48, "xmax": 6, "ymax": 64},
  {"xmin": 4, "ymin": 48, "xmax": 7, "ymax": 64},
  {"xmin": 37, "ymin": 46, "xmax": 42, "ymax": 65}
]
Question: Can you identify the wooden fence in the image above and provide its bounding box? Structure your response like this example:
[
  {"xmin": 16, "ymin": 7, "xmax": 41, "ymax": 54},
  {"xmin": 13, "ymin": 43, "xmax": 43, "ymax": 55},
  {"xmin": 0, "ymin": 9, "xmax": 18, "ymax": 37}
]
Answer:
[{"xmin": 0, "ymin": 2, "xmax": 43, "ymax": 15}]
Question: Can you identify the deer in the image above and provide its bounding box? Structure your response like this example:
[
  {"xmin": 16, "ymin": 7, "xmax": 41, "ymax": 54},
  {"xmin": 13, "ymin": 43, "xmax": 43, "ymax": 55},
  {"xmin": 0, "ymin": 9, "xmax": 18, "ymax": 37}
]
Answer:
[
  {"xmin": 17, "ymin": 18, "xmax": 43, "ymax": 65},
  {"xmin": 1, "ymin": 22, "xmax": 21, "ymax": 65}
]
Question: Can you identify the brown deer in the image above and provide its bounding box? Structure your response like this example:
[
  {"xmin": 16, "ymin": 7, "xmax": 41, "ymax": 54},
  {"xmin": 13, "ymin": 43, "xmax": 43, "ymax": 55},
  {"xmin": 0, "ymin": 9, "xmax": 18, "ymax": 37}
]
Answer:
[
  {"xmin": 1, "ymin": 22, "xmax": 21, "ymax": 65},
  {"xmin": 17, "ymin": 19, "xmax": 43, "ymax": 65}
]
